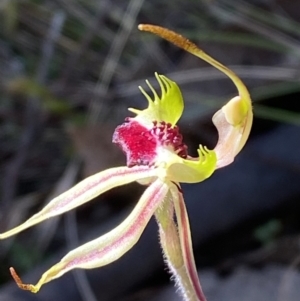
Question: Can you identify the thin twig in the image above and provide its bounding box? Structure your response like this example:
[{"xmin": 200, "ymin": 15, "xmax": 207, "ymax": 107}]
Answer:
[
  {"xmin": 1, "ymin": 11, "xmax": 66, "ymax": 212},
  {"xmin": 60, "ymin": 1, "xmax": 108, "ymax": 85},
  {"xmin": 107, "ymin": 66, "xmax": 300, "ymax": 99},
  {"xmin": 88, "ymin": 0, "xmax": 145, "ymax": 124},
  {"xmin": 34, "ymin": 158, "xmax": 80, "ymax": 252},
  {"xmin": 64, "ymin": 210, "xmax": 98, "ymax": 301},
  {"xmin": 58, "ymin": 0, "xmax": 113, "ymax": 41},
  {"xmin": 36, "ymin": 11, "xmax": 66, "ymax": 83},
  {"xmin": 207, "ymin": 0, "xmax": 300, "ymax": 56}
]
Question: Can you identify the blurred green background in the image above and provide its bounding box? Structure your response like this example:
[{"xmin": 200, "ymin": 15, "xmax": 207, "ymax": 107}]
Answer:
[{"xmin": 0, "ymin": 1, "xmax": 300, "ymax": 301}]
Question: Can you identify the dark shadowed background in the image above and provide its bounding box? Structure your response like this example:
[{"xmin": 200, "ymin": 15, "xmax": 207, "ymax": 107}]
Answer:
[{"xmin": 0, "ymin": 0, "xmax": 300, "ymax": 300}]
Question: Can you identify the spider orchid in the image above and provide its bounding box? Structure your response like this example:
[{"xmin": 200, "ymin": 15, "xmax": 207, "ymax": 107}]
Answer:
[{"xmin": 0, "ymin": 25, "xmax": 252, "ymax": 301}]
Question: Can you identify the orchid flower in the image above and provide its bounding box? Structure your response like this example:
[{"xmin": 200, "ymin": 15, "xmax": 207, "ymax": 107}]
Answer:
[{"xmin": 0, "ymin": 25, "xmax": 252, "ymax": 301}]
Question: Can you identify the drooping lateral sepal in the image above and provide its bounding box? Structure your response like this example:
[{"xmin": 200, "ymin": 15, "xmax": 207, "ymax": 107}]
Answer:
[
  {"xmin": 0, "ymin": 166, "xmax": 159, "ymax": 239},
  {"xmin": 8, "ymin": 178, "xmax": 169, "ymax": 293},
  {"xmin": 170, "ymin": 184, "xmax": 207, "ymax": 301},
  {"xmin": 155, "ymin": 192, "xmax": 200, "ymax": 301}
]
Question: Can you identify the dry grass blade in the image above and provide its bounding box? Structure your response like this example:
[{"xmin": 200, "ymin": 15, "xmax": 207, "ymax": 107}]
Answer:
[
  {"xmin": 88, "ymin": 0, "xmax": 145, "ymax": 124},
  {"xmin": 36, "ymin": 11, "xmax": 66, "ymax": 83},
  {"xmin": 206, "ymin": 0, "xmax": 300, "ymax": 56},
  {"xmin": 65, "ymin": 211, "xmax": 98, "ymax": 301},
  {"xmin": 58, "ymin": 0, "xmax": 112, "ymax": 41},
  {"xmin": 113, "ymin": 66, "xmax": 300, "ymax": 99},
  {"xmin": 1, "ymin": 11, "xmax": 66, "ymax": 211},
  {"xmin": 34, "ymin": 159, "xmax": 80, "ymax": 253},
  {"xmin": 60, "ymin": 1, "xmax": 107, "ymax": 85},
  {"xmin": 0, "ymin": 193, "xmax": 40, "ymax": 257}
]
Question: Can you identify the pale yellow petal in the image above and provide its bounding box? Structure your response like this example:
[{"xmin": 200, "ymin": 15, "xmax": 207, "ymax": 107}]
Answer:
[{"xmin": 0, "ymin": 166, "xmax": 158, "ymax": 239}]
